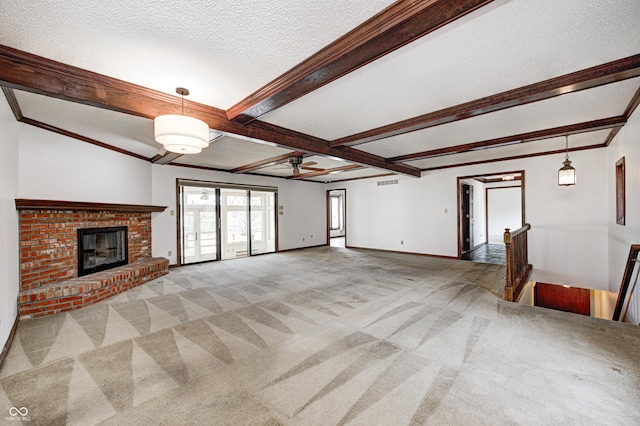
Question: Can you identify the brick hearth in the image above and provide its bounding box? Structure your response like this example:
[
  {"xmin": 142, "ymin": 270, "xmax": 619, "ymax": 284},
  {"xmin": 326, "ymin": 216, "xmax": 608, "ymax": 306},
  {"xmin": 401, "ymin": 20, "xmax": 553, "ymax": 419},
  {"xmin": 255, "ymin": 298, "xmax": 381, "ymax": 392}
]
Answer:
[
  {"xmin": 15, "ymin": 199, "xmax": 168, "ymax": 318},
  {"xmin": 18, "ymin": 257, "xmax": 169, "ymax": 318}
]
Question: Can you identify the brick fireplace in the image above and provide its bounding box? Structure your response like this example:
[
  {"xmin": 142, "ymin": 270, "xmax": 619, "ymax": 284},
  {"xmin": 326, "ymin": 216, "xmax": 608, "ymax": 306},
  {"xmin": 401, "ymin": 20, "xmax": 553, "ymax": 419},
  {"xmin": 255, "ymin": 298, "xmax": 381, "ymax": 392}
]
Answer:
[{"xmin": 16, "ymin": 199, "xmax": 169, "ymax": 318}]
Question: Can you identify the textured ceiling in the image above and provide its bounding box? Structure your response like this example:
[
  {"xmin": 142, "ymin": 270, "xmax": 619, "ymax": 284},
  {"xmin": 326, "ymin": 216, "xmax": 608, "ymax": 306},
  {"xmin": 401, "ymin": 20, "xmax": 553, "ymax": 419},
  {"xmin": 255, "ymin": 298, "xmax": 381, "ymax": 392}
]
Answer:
[
  {"xmin": 173, "ymin": 136, "xmax": 293, "ymax": 170},
  {"xmin": 411, "ymin": 129, "xmax": 612, "ymax": 170},
  {"xmin": 358, "ymin": 78, "xmax": 640, "ymax": 159},
  {"xmin": 260, "ymin": 0, "xmax": 640, "ymax": 139},
  {"xmin": 1, "ymin": 0, "xmax": 639, "ymax": 182},
  {"xmin": 0, "ymin": 0, "xmax": 394, "ymax": 108},
  {"xmin": 14, "ymin": 90, "xmax": 160, "ymax": 157}
]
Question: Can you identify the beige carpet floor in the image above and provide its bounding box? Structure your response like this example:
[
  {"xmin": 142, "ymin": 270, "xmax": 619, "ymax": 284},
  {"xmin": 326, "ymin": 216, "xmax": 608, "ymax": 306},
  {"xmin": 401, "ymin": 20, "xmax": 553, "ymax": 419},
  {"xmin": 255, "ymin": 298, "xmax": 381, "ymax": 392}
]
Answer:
[{"xmin": 1, "ymin": 247, "xmax": 639, "ymax": 425}]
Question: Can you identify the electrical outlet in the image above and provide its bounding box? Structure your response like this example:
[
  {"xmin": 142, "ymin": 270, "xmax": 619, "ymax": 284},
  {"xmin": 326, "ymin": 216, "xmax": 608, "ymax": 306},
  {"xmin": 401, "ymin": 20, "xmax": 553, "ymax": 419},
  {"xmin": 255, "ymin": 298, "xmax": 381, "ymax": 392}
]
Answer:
[
  {"xmin": 444, "ymin": 208, "xmax": 448, "ymax": 213},
  {"xmin": 170, "ymin": 210, "xmax": 175, "ymax": 216},
  {"xmin": 401, "ymin": 240, "xmax": 404, "ymax": 245},
  {"xmin": 302, "ymin": 237, "xmax": 305, "ymax": 242},
  {"xmin": 168, "ymin": 250, "xmax": 172, "ymax": 256}
]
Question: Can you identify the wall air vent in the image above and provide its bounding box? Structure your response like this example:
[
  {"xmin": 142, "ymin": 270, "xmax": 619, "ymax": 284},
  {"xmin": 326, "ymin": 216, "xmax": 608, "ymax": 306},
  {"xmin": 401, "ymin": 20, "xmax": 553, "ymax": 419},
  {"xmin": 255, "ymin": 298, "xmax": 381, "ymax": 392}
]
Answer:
[{"xmin": 376, "ymin": 179, "xmax": 399, "ymax": 187}]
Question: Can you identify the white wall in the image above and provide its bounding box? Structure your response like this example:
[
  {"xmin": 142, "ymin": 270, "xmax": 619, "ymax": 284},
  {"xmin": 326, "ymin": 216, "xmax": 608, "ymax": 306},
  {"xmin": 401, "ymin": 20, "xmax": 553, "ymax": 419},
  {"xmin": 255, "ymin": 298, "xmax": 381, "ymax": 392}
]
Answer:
[
  {"xmin": 487, "ymin": 187, "xmax": 522, "ymax": 244},
  {"xmin": 607, "ymin": 106, "xmax": 640, "ymax": 324},
  {"xmin": 0, "ymin": 97, "xmax": 20, "ymax": 352},
  {"xmin": 335, "ymin": 171, "xmax": 458, "ymax": 255},
  {"xmin": 151, "ymin": 165, "xmax": 327, "ymax": 264},
  {"xmin": 17, "ymin": 123, "xmax": 327, "ymax": 267},
  {"xmin": 19, "ymin": 125, "xmax": 152, "ymax": 204},
  {"xmin": 330, "ymin": 150, "xmax": 609, "ymax": 290}
]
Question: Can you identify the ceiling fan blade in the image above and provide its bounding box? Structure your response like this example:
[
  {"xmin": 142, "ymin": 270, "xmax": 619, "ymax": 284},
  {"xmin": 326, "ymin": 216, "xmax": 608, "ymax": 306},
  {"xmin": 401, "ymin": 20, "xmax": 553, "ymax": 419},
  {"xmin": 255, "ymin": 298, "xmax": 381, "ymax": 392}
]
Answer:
[
  {"xmin": 299, "ymin": 161, "xmax": 317, "ymax": 167},
  {"xmin": 300, "ymin": 166, "xmax": 325, "ymax": 171}
]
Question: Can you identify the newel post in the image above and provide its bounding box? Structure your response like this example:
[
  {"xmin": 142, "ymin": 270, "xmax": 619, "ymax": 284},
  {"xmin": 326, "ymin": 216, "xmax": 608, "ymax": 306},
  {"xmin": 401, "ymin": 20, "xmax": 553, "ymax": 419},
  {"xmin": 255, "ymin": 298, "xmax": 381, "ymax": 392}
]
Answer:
[{"xmin": 504, "ymin": 228, "xmax": 514, "ymax": 301}]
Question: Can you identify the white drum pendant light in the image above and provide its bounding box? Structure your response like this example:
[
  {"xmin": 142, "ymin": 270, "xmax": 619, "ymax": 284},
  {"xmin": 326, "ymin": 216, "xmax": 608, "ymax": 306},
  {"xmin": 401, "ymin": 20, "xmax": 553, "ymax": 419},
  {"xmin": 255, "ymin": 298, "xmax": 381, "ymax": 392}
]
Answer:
[{"xmin": 154, "ymin": 88, "xmax": 209, "ymax": 154}]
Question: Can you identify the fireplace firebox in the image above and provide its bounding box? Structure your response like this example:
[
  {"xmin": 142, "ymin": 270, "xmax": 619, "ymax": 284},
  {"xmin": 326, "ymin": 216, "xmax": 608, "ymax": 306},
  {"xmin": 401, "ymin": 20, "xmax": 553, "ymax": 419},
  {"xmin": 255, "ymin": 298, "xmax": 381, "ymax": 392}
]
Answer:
[{"xmin": 77, "ymin": 226, "xmax": 128, "ymax": 276}]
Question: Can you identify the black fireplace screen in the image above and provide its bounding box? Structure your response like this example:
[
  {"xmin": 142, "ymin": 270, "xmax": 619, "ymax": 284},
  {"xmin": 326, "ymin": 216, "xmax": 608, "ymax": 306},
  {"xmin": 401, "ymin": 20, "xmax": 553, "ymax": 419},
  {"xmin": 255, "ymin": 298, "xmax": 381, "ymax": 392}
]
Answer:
[{"xmin": 77, "ymin": 226, "xmax": 128, "ymax": 276}]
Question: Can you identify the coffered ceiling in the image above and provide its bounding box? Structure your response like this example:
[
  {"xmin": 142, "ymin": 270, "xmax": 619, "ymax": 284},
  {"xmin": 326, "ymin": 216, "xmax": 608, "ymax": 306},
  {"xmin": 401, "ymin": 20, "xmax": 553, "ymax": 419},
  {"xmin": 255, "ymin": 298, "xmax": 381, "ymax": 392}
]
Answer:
[{"xmin": 0, "ymin": 0, "xmax": 638, "ymax": 183}]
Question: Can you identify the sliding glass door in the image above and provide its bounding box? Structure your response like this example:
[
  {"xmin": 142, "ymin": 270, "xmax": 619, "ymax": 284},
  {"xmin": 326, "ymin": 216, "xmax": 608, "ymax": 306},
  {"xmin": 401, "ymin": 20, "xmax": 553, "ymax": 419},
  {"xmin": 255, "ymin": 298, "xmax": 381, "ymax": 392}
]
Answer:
[
  {"xmin": 180, "ymin": 187, "xmax": 217, "ymax": 264},
  {"xmin": 221, "ymin": 188, "xmax": 249, "ymax": 260},
  {"xmin": 250, "ymin": 191, "xmax": 276, "ymax": 255},
  {"xmin": 179, "ymin": 181, "xmax": 276, "ymax": 265}
]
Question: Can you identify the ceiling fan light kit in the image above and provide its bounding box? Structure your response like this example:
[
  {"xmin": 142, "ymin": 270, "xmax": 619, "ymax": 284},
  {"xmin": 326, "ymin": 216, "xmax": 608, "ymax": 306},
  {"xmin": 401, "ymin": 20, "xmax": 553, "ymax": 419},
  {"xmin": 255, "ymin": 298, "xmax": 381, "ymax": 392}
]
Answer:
[
  {"xmin": 283, "ymin": 156, "xmax": 321, "ymax": 176},
  {"xmin": 154, "ymin": 87, "xmax": 210, "ymax": 154}
]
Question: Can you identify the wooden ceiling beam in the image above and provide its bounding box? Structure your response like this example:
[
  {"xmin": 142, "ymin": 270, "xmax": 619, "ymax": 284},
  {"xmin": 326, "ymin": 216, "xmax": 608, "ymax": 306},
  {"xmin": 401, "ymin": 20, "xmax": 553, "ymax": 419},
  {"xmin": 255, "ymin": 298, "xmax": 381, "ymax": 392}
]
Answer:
[
  {"xmin": 389, "ymin": 115, "xmax": 626, "ymax": 163},
  {"xmin": 230, "ymin": 151, "xmax": 305, "ymax": 173},
  {"xmin": 246, "ymin": 121, "xmax": 421, "ymax": 176},
  {"xmin": 604, "ymin": 86, "xmax": 640, "ymax": 147},
  {"xmin": 476, "ymin": 176, "xmax": 522, "ymax": 183},
  {"xmin": 20, "ymin": 117, "xmax": 149, "ymax": 161},
  {"xmin": 291, "ymin": 164, "xmax": 363, "ymax": 179},
  {"xmin": 226, "ymin": 0, "xmax": 494, "ymax": 123},
  {"xmin": 150, "ymin": 151, "xmax": 184, "ymax": 165},
  {"xmin": 2, "ymin": 87, "xmax": 22, "ymax": 120},
  {"xmin": 421, "ymin": 143, "xmax": 606, "ymax": 172},
  {"xmin": 603, "ymin": 126, "xmax": 623, "ymax": 147},
  {"xmin": 328, "ymin": 172, "xmax": 396, "ymax": 184},
  {"xmin": 331, "ymin": 54, "xmax": 640, "ymax": 147},
  {"xmin": 622, "ymin": 85, "xmax": 640, "ymax": 120},
  {"xmin": 0, "ymin": 45, "xmax": 420, "ymax": 177}
]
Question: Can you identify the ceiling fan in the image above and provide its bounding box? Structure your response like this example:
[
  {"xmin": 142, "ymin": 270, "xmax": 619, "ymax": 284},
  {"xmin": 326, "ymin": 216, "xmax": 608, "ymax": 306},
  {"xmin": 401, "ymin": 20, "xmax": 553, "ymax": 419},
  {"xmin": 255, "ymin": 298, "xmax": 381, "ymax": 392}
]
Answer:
[{"xmin": 282, "ymin": 156, "xmax": 325, "ymax": 176}]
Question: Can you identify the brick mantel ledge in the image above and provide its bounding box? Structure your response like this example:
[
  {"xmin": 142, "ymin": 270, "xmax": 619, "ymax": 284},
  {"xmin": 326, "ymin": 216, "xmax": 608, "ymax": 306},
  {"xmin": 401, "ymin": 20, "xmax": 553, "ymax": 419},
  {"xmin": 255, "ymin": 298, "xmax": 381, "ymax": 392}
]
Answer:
[{"xmin": 18, "ymin": 257, "xmax": 169, "ymax": 318}]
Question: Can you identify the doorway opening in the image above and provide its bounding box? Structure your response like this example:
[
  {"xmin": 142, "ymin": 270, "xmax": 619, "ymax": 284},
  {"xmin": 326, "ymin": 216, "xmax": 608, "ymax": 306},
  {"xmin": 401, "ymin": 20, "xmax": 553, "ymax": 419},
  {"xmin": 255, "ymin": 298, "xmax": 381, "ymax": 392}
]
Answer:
[
  {"xmin": 178, "ymin": 180, "xmax": 277, "ymax": 266},
  {"xmin": 327, "ymin": 189, "xmax": 346, "ymax": 248},
  {"xmin": 457, "ymin": 171, "xmax": 524, "ymax": 265}
]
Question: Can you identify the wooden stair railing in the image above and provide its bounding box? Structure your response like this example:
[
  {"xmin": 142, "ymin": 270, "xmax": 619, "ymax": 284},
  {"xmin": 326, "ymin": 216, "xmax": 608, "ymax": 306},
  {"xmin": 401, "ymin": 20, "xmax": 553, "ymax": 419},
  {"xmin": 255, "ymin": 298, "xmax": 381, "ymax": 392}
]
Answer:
[
  {"xmin": 612, "ymin": 244, "xmax": 640, "ymax": 322},
  {"xmin": 504, "ymin": 224, "xmax": 532, "ymax": 302}
]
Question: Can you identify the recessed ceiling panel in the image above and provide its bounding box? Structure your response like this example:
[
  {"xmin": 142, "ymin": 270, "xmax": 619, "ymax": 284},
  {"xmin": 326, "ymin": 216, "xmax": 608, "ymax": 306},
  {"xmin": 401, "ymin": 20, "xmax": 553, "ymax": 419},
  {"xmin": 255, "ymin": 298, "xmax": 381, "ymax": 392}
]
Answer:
[
  {"xmin": 474, "ymin": 172, "xmax": 523, "ymax": 181},
  {"xmin": 408, "ymin": 129, "xmax": 611, "ymax": 170},
  {"xmin": 0, "ymin": 0, "xmax": 394, "ymax": 108},
  {"xmin": 259, "ymin": 155, "xmax": 353, "ymax": 178},
  {"xmin": 357, "ymin": 78, "xmax": 640, "ymax": 159},
  {"xmin": 312, "ymin": 168, "xmax": 395, "ymax": 183},
  {"xmin": 261, "ymin": 0, "xmax": 640, "ymax": 140},
  {"xmin": 171, "ymin": 136, "xmax": 293, "ymax": 170},
  {"xmin": 15, "ymin": 90, "xmax": 161, "ymax": 157},
  {"xmin": 297, "ymin": 155, "xmax": 351, "ymax": 170}
]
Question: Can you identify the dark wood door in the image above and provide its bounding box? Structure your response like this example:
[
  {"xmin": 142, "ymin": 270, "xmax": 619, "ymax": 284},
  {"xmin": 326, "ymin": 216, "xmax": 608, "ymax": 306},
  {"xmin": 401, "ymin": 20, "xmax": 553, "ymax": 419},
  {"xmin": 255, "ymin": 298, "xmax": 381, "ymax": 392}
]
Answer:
[{"xmin": 461, "ymin": 184, "xmax": 474, "ymax": 253}]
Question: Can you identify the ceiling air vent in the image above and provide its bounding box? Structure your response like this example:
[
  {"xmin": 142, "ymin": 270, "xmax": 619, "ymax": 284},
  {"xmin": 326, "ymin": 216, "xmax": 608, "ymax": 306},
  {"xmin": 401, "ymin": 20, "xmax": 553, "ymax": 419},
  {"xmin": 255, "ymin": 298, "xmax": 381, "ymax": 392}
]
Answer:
[{"xmin": 376, "ymin": 179, "xmax": 399, "ymax": 187}]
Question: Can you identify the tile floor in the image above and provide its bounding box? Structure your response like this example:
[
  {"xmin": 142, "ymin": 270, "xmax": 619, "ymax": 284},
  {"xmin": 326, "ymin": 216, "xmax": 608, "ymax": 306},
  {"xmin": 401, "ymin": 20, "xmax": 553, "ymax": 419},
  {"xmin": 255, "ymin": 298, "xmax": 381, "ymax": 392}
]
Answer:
[
  {"xmin": 330, "ymin": 237, "xmax": 345, "ymax": 248},
  {"xmin": 461, "ymin": 243, "xmax": 506, "ymax": 265}
]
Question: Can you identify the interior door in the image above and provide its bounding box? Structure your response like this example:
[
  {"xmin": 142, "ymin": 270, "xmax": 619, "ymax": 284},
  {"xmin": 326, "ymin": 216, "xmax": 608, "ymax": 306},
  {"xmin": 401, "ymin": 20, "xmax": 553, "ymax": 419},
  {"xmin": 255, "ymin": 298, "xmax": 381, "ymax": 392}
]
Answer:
[
  {"xmin": 461, "ymin": 183, "xmax": 474, "ymax": 253},
  {"xmin": 180, "ymin": 186, "xmax": 217, "ymax": 264}
]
